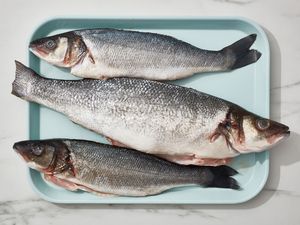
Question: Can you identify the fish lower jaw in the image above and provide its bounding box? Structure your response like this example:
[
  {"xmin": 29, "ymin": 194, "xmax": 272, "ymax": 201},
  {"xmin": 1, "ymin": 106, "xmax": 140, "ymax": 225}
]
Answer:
[
  {"xmin": 236, "ymin": 136, "xmax": 288, "ymax": 153},
  {"xmin": 26, "ymin": 161, "xmax": 45, "ymax": 171},
  {"xmin": 234, "ymin": 144, "xmax": 268, "ymax": 153}
]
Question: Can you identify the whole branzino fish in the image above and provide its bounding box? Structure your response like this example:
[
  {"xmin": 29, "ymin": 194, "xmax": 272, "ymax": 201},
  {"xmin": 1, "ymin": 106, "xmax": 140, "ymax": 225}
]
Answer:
[
  {"xmin": 29, "ymin": 29, "xmax": 261, "ymax": 80},
  {"xmin": 13, "ymin": 139, "xmax": 239, "ymax": 196},
  {"xmin": 12, "ymin": 62, "xmax": 289, "ymax": 166}
]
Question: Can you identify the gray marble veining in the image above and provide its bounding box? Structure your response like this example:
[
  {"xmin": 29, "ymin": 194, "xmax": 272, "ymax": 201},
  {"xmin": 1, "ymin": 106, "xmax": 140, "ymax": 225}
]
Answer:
[
  {"xmin": 1, "ymin": 188, "xmax": 299, "ymax": 225},
  {"xmin": 213, "ymin": 0, "xmax": 254, "ymax": 5},
  {"xmin": 272, "ymin": 81, "xmax": 300, "ymax": 90}
]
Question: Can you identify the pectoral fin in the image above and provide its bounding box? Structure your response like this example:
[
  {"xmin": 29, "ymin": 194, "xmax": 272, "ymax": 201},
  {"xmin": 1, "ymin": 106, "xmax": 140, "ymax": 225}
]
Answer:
[
  {"xmin": 88, "ymin": 51, "xmax": 95, "ymax": 64},
  {"xmin": 44, "ymin": 174, "xmax": 79, "ymax": 191}
]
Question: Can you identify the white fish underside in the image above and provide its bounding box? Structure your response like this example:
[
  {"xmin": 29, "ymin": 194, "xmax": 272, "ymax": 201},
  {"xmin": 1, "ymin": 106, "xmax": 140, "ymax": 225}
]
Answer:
[
  {"xmin": 71, "ymin": 55, "xmax": 207, "ymax": 80},
  {"xmin": 66, "ymin": 105, "xmax": 239, "ymax": 159}
]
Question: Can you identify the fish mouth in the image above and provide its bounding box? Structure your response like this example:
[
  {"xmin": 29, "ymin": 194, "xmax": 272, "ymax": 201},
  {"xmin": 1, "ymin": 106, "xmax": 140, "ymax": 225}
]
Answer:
[
  {"xmin": 267, "ymin": 126, "xmax": 290, "ymax": 145},
  {"xmin": 28, "ymin": 42, "xmax": 37, "ymax": 52},
  {"xmin": 29, "ymin": 45, "xmax": 48, "ymax": 57},
  {"xmin": 13, "ymin": 142, "xmax": 22, "ymax": 152},
  {"xmin": 273, "ymin": 124, "xmax": 290, "ymax": 138},
  {"xmin": 29, "ymin": 41, "xmax": 49, "ymax": 57},
  {"xmin": 13, "ymin": 142, "xmax": 30, "ymax": 162},
  {"xmin": 282, "ymin": 130, "xmax": 290, "ymax": 137},
  {"xmin": 277, "ymin": 129, "xmax": 290, "ymax": 140}
]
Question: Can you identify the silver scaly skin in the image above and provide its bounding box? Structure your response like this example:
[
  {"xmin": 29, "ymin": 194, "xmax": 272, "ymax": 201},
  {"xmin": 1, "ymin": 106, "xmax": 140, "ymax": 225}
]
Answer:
[
  {"xmin": 13, "ymin": 139, "xmax": 239, "ymax": 196},
  {"xmin": 29, "ymin": 29, "xmax": 261, "ymax": 80},
  {"xmin": 12, "ymin": 62, "xmax": 290, "ymax": 166}
]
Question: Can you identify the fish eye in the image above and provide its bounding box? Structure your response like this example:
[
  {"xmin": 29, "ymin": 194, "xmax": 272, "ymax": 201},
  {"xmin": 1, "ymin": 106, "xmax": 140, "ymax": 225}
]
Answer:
[
  {"xmin": 45, "ymin": 39, "xmax": 56, "ymax": 49},
  {"xmin": 31, "ymin": 146, "xmax": 44, "ymax": 156},
  {"xmin": 256, "ymin": 119, "xmax": 270, "ymax": 130}
]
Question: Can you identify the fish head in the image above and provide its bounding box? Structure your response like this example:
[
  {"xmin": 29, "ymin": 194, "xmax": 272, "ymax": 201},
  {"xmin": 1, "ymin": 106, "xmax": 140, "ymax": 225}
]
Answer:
[
  {"xmin": 13, "ymin": 140, "xmax": 70, "ymax": 174},
  {"xmin": 221, "ymin": 106, "xmax": 290, "ymax": 153},
  {"xmin": 29, "ymin": 32, "xmax": 87, "ymax": 68}
]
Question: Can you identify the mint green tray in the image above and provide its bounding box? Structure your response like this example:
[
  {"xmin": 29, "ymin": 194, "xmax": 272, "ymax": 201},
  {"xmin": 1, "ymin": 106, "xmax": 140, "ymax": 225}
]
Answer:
[{"xmin": 27, "ymin": 17, "xmax": 270, "ymax": 204}]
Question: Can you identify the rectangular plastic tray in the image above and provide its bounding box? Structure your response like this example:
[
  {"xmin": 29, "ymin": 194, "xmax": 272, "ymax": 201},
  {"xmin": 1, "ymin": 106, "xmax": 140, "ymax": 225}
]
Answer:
[{"xmin": 27, "ymin": 17, "xmax": 270, "ymax": 204}]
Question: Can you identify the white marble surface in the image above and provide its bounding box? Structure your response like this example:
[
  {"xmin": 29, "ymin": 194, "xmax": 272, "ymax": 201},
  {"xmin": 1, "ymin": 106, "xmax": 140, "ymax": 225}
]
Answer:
[{"xmin": 1, "ymin": 0, "xmax": 300, "ymax": 224}]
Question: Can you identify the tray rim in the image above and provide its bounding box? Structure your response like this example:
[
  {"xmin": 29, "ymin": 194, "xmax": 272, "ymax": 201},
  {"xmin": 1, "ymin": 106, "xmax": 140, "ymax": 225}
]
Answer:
[{"xmin": 26, "ymin": 16, "xmax": 270, "ymax": 204}]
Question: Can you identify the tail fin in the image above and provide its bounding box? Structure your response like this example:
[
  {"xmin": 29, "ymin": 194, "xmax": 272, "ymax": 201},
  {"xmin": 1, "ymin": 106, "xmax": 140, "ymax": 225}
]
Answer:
[
  {"xmin": 222, "ymin": 34, "xmax": 262, "ymax": 70},
  {"xmin": 206, "ymin": 165, "xmax": 240, "ymax": 190},
  {"xmin": 12, "ymin": 61, "xmax": 40, "ymax": 99}
]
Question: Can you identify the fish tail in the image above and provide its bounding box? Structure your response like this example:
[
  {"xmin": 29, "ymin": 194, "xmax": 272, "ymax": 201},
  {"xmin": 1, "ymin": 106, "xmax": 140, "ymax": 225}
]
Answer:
[
  {"xmin": 205, "ymin": 165, "xmax": 240, "ymax": 190},
  {"xmin": 12, "ymin": 61, "xmax": 40, "ymax": 98},
  {"xmin": 222, "ymin": 34, "xmax": 262, "ymax": 70}
]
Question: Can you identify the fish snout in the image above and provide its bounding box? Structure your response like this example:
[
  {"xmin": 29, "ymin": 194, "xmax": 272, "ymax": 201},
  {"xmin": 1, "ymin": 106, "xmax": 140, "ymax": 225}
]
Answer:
[
  {"xmin": 281, "ymin": 124, "xmax": 290, "ymax": 135},
  {"xmin": 13, "ymin": 141, "xmax": 26, "ymax": 152},
  {"xmin": 266, "ymin": 122, "xmax": 290, "ymax": 145},
  {"xmin": 13, "ymin": 141, "xmax": 31, "ymax": 162},
  {"xmin": 272, "ymin": 122, "xmax": 290, "ymax": 136},
  {"xmin": 29, "ymin": 40, "xmax": 39, "ymax": 52},
  {"xmin": 29, "ymin": 41, "xmax": 48, "ymax": 57},
  {"xmin": 29, "ymin": 41, "xmax": 36, "ymax": 49},
  {"xmin": 280, "ymin": 124, "xmax": 290, "ymax": 139}
]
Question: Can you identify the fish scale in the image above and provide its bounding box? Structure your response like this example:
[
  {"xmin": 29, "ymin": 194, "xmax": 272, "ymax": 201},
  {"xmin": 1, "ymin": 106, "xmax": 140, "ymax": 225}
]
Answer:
[
  {"xmin": 15, "ymin": 63, "xmax": 229, "ymax": 154},
  {"xmin": 69, "ymin": 141, "xmax": 200, "ymax": 191},
  {"xmin": 12, "ymin": 62, "xmax": 290, "ymax": 166},
  {"xmin": 13, "ymin": 139, "xmax": 240, "ymax": 196},
  {"xmin": 29, "ymin": 29, "xmax": 261, "ymax": 80}
]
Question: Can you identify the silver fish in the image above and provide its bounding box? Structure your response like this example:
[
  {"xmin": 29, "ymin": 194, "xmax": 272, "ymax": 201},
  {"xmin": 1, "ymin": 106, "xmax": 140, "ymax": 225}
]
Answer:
[
  {"xmin": 12, "ymin": 62, "xmax": 289, "ymax": 166},
  {"xmin": 29, "ymin": 29, "xmax": 261, "ymax": 80},
  {"xmin": 13, "ymin": 139, "xmax": 239, "ymax": 196}
]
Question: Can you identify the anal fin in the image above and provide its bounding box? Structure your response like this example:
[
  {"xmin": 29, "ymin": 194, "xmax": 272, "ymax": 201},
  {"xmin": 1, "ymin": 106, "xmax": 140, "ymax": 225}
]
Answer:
[
  {"xmin": 106, "ymin": 137, "xmax": 128, "ymax": 148},
  {"xmin": 88, "ymin": 51, "xmax": 95, "ymax": 64},
  {"xmin": 195, "ymin": 157, "xmax": 233, "ymax": 166}
]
